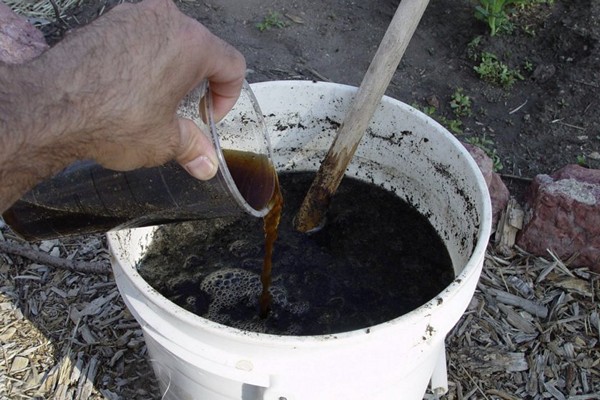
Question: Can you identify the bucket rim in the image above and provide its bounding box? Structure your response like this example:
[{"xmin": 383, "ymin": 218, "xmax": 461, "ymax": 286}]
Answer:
[{"xmin": 108, "ymin": 80, "xmax": 492, "ymax": 346}]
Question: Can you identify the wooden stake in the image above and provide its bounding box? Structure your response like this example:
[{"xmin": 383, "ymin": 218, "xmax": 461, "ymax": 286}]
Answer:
[{"xmin": 294, "ymin": 0, "xmax": 430, "ymax": 232}]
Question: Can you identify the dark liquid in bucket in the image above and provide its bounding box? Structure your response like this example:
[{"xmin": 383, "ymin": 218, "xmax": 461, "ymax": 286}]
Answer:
[
  {"xmin": 2, "ymin": 150, "xmax": 275, "ymax": 241},
  {"xmin": 138, "ymin": 172, "xmax": 454, "ymax": 336}
]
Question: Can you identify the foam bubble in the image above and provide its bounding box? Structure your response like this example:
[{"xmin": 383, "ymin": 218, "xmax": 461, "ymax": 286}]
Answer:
[{"xmin": 199, "ymin": 267, "xmax": 310, "ymax": 333}]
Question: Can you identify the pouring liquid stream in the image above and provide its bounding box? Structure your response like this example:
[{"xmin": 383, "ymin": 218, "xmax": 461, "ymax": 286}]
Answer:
[
  {"xmin": 259, "ymin": 175, "xmax": 283, "ymax": 318},
  {"xmin": 221, "ymin": 149, "xmax": 282, "ymax": 318}
]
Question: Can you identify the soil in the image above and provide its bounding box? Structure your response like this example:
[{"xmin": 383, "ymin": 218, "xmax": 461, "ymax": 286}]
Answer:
[
  {"xmin": 137, "ymin": 171, "xmax": 454, "ymax": 335},
  {"xmin": 43, "ymin": 0, "xmax": 600, "ymax": 202}
]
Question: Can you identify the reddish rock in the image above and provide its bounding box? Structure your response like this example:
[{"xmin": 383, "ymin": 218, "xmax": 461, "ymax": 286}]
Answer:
[
  {"xmin": 462, "ymin": 142, "xmax": 510, "ymax": 229},
  {"xmin": 517, "ymin": 165, "xmax": 600, "ymax": 272},
  {"xmin": 0, "ymin": 2, "xmax": 48, "ymax": 64},
  {"xmin": 489, "ymin": 173, "xmax": 509, "ymax": 225}
]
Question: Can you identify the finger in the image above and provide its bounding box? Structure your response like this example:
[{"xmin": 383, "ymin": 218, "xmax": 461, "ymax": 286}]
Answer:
[
  {"xmin": 190, "ymin": 30, "xmax": 246, "ymax": 121},
  {"xmin": 176, "ymin": 118, "xmax": 218, "ymax": 180},
  {"xmin": 209, "ymin": 72, "xmax": 245, "ymax": 122},
  {"xmin": 169, "ymin": 6, "xmax": 246, "ymax": 120}
]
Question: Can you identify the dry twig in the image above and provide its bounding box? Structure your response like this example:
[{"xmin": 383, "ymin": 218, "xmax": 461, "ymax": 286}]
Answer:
[{"xmin": 0, "ymin": 240, "xmax": 111, "ymax": 275}]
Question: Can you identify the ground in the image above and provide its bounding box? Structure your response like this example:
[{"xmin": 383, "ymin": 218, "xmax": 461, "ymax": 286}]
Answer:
[
  {"xmin": 1, "ymin": 0, "xmax": 599, "ymax": 399},
  {"xmin": 44, "ymin": 0, "xmax": 600, "ymax": 198}
]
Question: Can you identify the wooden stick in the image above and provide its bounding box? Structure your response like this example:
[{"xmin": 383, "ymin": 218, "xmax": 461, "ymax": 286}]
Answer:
[{"xmin": 294, "ymin": 0, "xmax": 431, "ymax": 232}]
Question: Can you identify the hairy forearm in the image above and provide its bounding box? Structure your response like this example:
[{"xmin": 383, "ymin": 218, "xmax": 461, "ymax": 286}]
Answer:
[
  {"xmin": 0, "ymin": 60, "xmax": 79, "ymax": 212},
  {"xmin": 0, "ymin": 9, "xmax": 154, "ymax": 213},
  {"xmin": 0, "ymin": 0, "xmax": 246, "ymax": 215}
]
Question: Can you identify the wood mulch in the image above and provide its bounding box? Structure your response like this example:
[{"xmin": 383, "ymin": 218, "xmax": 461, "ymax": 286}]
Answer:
[
  {"xmin": 444, "ymin": 247, "xmax": 599, "ymax": 400},
  {"xmin": 0, "ymin": 226, "xmax": 158, "ymax": 400},
  {"xmin": 1, "ymin": 219, "xmax": 598, "ymax": 400},
  {"xmin": 3, "ymin": 0, "xmax": 78, "ymax": 21}
]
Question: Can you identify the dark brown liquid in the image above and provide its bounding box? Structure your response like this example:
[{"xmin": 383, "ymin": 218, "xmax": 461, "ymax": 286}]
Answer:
[
  {"xmin": 3, "ymin": 151, "xmax": 276, "ymax": 241},
  {"xmin": 222, "ymin": 149, "xmax": 283, "ymax": 317},
  {"xmin": 2, "ymin": 203, "xmax": 130, "ymax": 241},
  {"xmin": 259, "ymin": 175, "xmax": 283, "ymax": 318},
  {"xmin": 137, "ymin": 172, "xmax": 454, "ymax": 336},
  {"xmin": 223, "ymin": 149, "xmax": 275, "ymax": 212}
]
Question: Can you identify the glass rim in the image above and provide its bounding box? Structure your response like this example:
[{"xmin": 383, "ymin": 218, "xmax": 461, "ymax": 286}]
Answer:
[{"xmin": 203, "ymin": 80, "xmax": 275, "ymax": 218}]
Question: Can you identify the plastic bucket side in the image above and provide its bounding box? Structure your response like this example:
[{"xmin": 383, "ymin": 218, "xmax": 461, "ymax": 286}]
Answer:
[
  {"xmin": 111, "ymin": 247, "xmax": 447, "ymax": 400},
  {"xmin": 108, "ymin": 80, "xmax": 492, "ymax": 400}
]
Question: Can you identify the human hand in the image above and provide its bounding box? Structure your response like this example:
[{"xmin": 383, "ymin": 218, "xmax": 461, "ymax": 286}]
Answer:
[
  {"xmin": 51, "ymin": 0, "xmax": 246, "ymax": 179},
  {"xmin": 1, "ymin": 0, "xmax": 246, "ymax": 212}
]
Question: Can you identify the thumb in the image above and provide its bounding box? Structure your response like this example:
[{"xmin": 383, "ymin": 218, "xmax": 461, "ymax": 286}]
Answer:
[{"xmin": 176, "ymin": 118, "xmax": 219, "ymax": 180}]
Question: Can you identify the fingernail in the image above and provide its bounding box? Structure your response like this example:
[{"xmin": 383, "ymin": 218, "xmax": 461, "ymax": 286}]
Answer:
[{"xmin": 184, "ymin": 156, "xmax": 217, "ymax": 180}]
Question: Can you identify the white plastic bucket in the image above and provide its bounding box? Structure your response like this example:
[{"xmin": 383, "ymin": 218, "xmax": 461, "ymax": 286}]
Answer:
[{"xmin": 108, "ymin": 81, "xmax": 492, "ymax": 400}]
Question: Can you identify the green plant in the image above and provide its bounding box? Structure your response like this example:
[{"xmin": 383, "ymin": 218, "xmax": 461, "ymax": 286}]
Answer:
[
  {"xmin": 465, "ymin": 136, "xmax": 504, "ymax": 172},
  {"xmin": 411, "ymin": 102, "xmax": 463, "ymax": 134},
  {"xmin": 576, "ymin": 154, "xmax": 587, "ymax": 166},
  {"xmin": 411, "ymin": 102, "xmax": 436, "ymax": 116},
  {"xmin": 475, "ymin": 0, "xmax": 523, "ymax": 36},
  {"xmin": 474, "ymin": 52, "xmax": 524, "ymax": 88},
  {"xmin": 256, "ymin": 10, "xmax": 286, "ymax": 32},
  {"xmin": 450, "ymin": 88, "xmax": 472, "ymax": 117},
  {"xmin": 444, "ymin": 118, "xmax": 464, "ymax": 134},
  {"xmin": 522, "ymin": 24, "xmax": 536, "ymax": 36},
  {"xmin": 523, "ymin": 59, "xmax": 534, "ymax": 72},
  {"xmin": 467, "ymin": 36, "xmax": 482, "ymax": 61}
]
